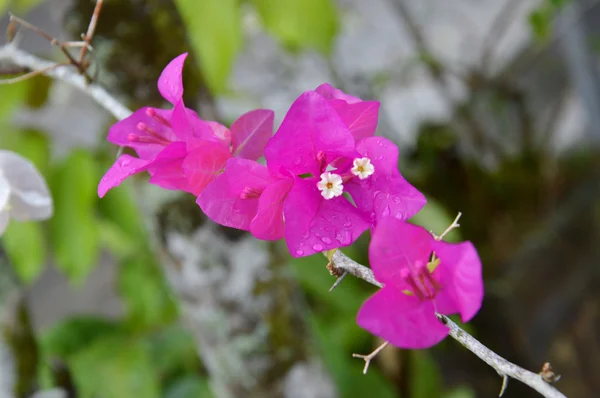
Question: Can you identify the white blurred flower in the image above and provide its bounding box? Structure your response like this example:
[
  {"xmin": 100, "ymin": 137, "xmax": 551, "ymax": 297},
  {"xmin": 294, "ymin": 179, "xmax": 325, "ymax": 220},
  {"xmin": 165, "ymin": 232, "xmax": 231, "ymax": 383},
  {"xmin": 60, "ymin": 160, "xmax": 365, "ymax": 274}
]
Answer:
[{"xmin": 0, "ymin": 150, "xmax": 53, "ymax": 235}]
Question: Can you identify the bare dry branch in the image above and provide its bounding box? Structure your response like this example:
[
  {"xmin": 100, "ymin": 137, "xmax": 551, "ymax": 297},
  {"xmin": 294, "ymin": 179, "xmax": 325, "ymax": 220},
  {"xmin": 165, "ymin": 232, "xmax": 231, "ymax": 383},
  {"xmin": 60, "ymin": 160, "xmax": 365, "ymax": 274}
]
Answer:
[{"xmin": 352, "ymin": 341, "xmax": 389, "ymax": 374}]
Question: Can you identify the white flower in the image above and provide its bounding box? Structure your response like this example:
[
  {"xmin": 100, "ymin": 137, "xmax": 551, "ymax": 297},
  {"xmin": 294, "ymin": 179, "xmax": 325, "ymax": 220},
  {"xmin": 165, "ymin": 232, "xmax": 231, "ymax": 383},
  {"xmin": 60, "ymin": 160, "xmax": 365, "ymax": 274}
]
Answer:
[
  {"xmin": 351, "ymin": 157, "xmax": 375, "ymax": 180},
  {"xmin": 0, "ymin": 150, "xmax": 53, "ymax": 235},
  {"xmin": 317, "ymin": 172, "xmax": 344, "ymax": 200}
]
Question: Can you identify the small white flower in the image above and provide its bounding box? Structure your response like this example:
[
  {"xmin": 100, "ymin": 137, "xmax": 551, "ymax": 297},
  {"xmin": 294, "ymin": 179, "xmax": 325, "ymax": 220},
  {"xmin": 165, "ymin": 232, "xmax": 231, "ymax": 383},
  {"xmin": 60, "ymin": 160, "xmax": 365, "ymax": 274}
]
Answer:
[
  {"xmin": 0, "ymin": 150, "xmax": 53, "ymax": 235},
  {"xmin": 351, "ymin": 157, "xmax": 375, "ymax": 180},
  {"xmin": 317, "ymin": 172, "xmax": 343, "ymax": 200}
]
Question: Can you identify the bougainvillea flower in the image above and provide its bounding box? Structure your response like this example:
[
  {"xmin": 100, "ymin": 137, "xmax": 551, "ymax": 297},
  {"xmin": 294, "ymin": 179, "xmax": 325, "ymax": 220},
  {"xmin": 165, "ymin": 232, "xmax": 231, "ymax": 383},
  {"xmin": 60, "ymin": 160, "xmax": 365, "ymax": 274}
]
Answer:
[
  {"xmin": 357, "ymin": 218, "xmax": 483, "ymax": 349},
  {"xmin": 198, "ymin": 89, "xmax": 424, "ymax": 257},
  {"xmin": 199, "ymin": 90, "xmax": 372, "ymax": 256},
  {"xmin": 315, "ymin": 83, "xmax": 380, "ymax": 141},
  {"xmin": 98, "ymin": 53, "xmax": 274, "ymax": 198},
  {"xmin": 0, "ymin": 150, "xmax": 53, "ymax": 234}
]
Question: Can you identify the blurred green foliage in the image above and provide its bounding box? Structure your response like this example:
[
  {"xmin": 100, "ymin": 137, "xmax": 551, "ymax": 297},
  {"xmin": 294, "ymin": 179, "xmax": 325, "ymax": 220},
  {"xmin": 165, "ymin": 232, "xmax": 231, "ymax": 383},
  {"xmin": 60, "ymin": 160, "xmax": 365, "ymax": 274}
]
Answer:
[
  {"xmin": 529, "ymin": 0, "xmax": 569, "ymax": 42},
  {"xmin": 174, "ymin": 0, "xmax": 242, "ymax": 94},
  {"xmin": 50, "ymin": 150, "xmax": 100, "ymax": 283},
  {"xmin": 253, "ymin": 0, "xmax": 339, "ymax": 53},
  {"xmin": 0, "ymin": 0, "xmax": 44, "ymax": 16}
]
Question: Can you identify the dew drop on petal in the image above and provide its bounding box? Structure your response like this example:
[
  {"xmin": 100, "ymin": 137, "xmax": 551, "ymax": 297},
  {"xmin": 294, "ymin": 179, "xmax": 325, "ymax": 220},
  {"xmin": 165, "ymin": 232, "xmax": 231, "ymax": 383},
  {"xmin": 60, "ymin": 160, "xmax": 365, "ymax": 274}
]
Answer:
[
  {"xmin": 343, "ymin": 221, "xmax": 352, "ymax": 227},
  {"xmin": 321, "ymin": 237, "xmax": 331, "ymax": 244},
  {"xmin": 295, "ymin": 250, "xmax": 304, "ymax": 256},
  {"xmin": 312, "ymin": 244, "xmax": 323, "ymax": 251}
]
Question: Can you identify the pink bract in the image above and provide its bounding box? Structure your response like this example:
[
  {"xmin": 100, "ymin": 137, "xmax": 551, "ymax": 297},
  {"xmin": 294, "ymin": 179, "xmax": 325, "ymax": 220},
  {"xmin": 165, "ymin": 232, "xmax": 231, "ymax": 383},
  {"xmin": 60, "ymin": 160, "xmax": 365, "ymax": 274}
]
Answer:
[
  {"xmin": 356, "ymin": 218, "xmax": 483, "ymax": 349},
  {"xmin": 98, "ymin": 53, "xmax": 274, "ymax": 198},
  {"xmin": 199, "ymin": 88, "xmax": 423, "ymax": 258},
  {"xmin": 315, "ymin": 83, "xmax": 380, "ymax": 141}
]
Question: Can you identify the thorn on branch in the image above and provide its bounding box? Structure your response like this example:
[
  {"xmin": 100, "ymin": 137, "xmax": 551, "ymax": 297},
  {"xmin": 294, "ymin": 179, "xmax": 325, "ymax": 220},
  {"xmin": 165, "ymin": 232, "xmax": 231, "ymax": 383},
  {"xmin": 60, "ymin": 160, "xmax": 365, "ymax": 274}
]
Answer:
[
  {"xmin": 328, "ymin": 272, "xmax": 347, "ymax": 292},
  {"xmin": 499, "ymin": 374, "xmax": 509, "ymax": 397},
  {"xmin": 352, "ymin": 341, "xmax": 388, "ymax": 374}
]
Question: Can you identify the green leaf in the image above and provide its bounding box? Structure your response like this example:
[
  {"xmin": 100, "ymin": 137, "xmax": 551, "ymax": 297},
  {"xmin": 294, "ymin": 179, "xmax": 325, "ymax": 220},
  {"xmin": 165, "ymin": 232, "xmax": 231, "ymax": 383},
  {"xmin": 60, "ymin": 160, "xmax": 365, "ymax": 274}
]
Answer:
[
  {"xmin": 49, "ymin": 150, "xmax": 99, "ymax": 283},
  {"xmin": 144, "ymin": 325, "xmax": 200, "ymax": 377},
  {"xmin": 0, "ymin": 0, "xmax": 8, "ymax": 15},
  {"xmin": 14, "ymin": 0, "xmax": 45, "ymax": 14},
  {"xmin": 40, "ymin": 317, "xmax": 123, "ymax": 359},
  {"xmin": 69, "ymin": 336, "xmax": 161, "ymax": 398},
  {"xmin": 118, "ymin": 253, "xmax": 178, "ymax": 329},
  {"xmin": 3, "ymin": 221, "xmax": 46, "ymax": 283},
  {"xmin": 529, "ymin": 9, "xmax": 551, "ymax": 42},
  {"xmin": 97, "ymin": 175, "xmax": 147, "ymax": 244},
  {"xmin": 0, "ymin": 80, "xmax": 30, "ymax": 122},
  {"xmin": 98, "ymin": 219, "xmax": 137, "ymax": 258},
  {"xmin": 410, "ymin": 351, "xmax": 442, "ymax": 398},
  {"xmin": 174, "ymin": 0, "xmax": 241, "ymax": 93},
  {"xmin": 252, "ymin": 0, "xmax": 339, "ymax": 53},
  {"xmin": 165, "ymin": 375, "xmax": 213, "ymax": 398}
]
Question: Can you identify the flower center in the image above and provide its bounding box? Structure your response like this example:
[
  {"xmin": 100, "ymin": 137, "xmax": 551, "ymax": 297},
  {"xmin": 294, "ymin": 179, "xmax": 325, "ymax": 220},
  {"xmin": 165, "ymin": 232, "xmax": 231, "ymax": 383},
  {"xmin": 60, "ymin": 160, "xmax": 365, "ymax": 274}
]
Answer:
[
  {"xmin": 351, "ymin": 157, "xmax": 375, "ymax": 179},
  {"xmin": 317, "ymin": 172, "xmax": 344, "ymax": 200},
  {"xmin": 401, "ymin": 259, "xmax": 441, "ymax": 300},
  {"xmin": 314, "ymin": 156, "xmax": 374, "ymax": 199}
]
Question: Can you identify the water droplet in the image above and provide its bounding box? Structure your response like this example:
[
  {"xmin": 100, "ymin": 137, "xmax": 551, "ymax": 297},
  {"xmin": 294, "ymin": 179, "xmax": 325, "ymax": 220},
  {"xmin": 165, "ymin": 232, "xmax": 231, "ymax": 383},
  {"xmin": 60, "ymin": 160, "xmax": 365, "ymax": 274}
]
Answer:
[
  {"xmin": 312, "ymin": 244, "xmax": 323, "ymax": 251},
  {"xmin": 295, "ymin": 250, "xmax": 304, "ymax": 256},
  {"xmin": 343, "ymin": 222, "xmax": 352, "ymax": 227},
  {"xmin": 321, "ymin": 237, "xmax": 331, "ymax": 244},
  {"xmin": 120, "ymin": 158, "xmax": 131, "ymax": 167}
]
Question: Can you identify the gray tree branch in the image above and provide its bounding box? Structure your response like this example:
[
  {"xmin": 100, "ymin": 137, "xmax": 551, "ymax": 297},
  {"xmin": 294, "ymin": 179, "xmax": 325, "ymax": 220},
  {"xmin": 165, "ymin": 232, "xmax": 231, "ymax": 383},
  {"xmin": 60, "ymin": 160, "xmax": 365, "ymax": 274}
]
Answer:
[{"xmin": 328, "ymin": 250, "xmax": 567, "ymax": 398}]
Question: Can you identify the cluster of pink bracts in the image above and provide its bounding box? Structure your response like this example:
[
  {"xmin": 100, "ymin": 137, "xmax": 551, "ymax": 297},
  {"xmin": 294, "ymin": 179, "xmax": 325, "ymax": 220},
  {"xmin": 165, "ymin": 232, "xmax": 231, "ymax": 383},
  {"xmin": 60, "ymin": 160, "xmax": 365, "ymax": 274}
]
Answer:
[{"xmin": 98, "ymin": 54, "xmax": 483, "ymax": 350}]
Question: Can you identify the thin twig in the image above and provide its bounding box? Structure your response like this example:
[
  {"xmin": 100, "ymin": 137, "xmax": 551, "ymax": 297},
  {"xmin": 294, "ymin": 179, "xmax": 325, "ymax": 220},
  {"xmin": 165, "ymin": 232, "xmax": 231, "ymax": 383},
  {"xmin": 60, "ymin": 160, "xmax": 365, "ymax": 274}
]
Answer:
[
  {"xmin": 8, "ymin": 15, "xmax": 89, "ymax": 78},
  {"xmin": 0, "ymin": 44, "xmax": 131, "ymax": 120},
  {"xmin": 329, "ymin": 249, "xmax": 566, "ymax": 398},
  {"xmin": 433, "ymin": 212, "xmax": 462, "ymax": 241},
  {"xmin": 0, "ymin": 62, "xmax": 68, "ymax": 84},
  {"xmin": 352, "ymin": 341, "xmax": 389, "ymax": 374},
  {"xmin": 78, "ymin": 0, "xmax": 104, "ymax": 64}
]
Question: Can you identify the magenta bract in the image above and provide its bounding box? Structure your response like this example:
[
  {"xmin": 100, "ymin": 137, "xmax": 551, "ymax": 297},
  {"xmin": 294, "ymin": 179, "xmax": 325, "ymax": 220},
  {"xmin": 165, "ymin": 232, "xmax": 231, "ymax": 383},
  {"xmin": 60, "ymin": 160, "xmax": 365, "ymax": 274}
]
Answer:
[
  {"xmin": 98, "ymin": 53, "xmax": 274, "ymax": 198},
  {"xmin": 356, "ymin": 218, "xmax": 483, "ymax": 349}
]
